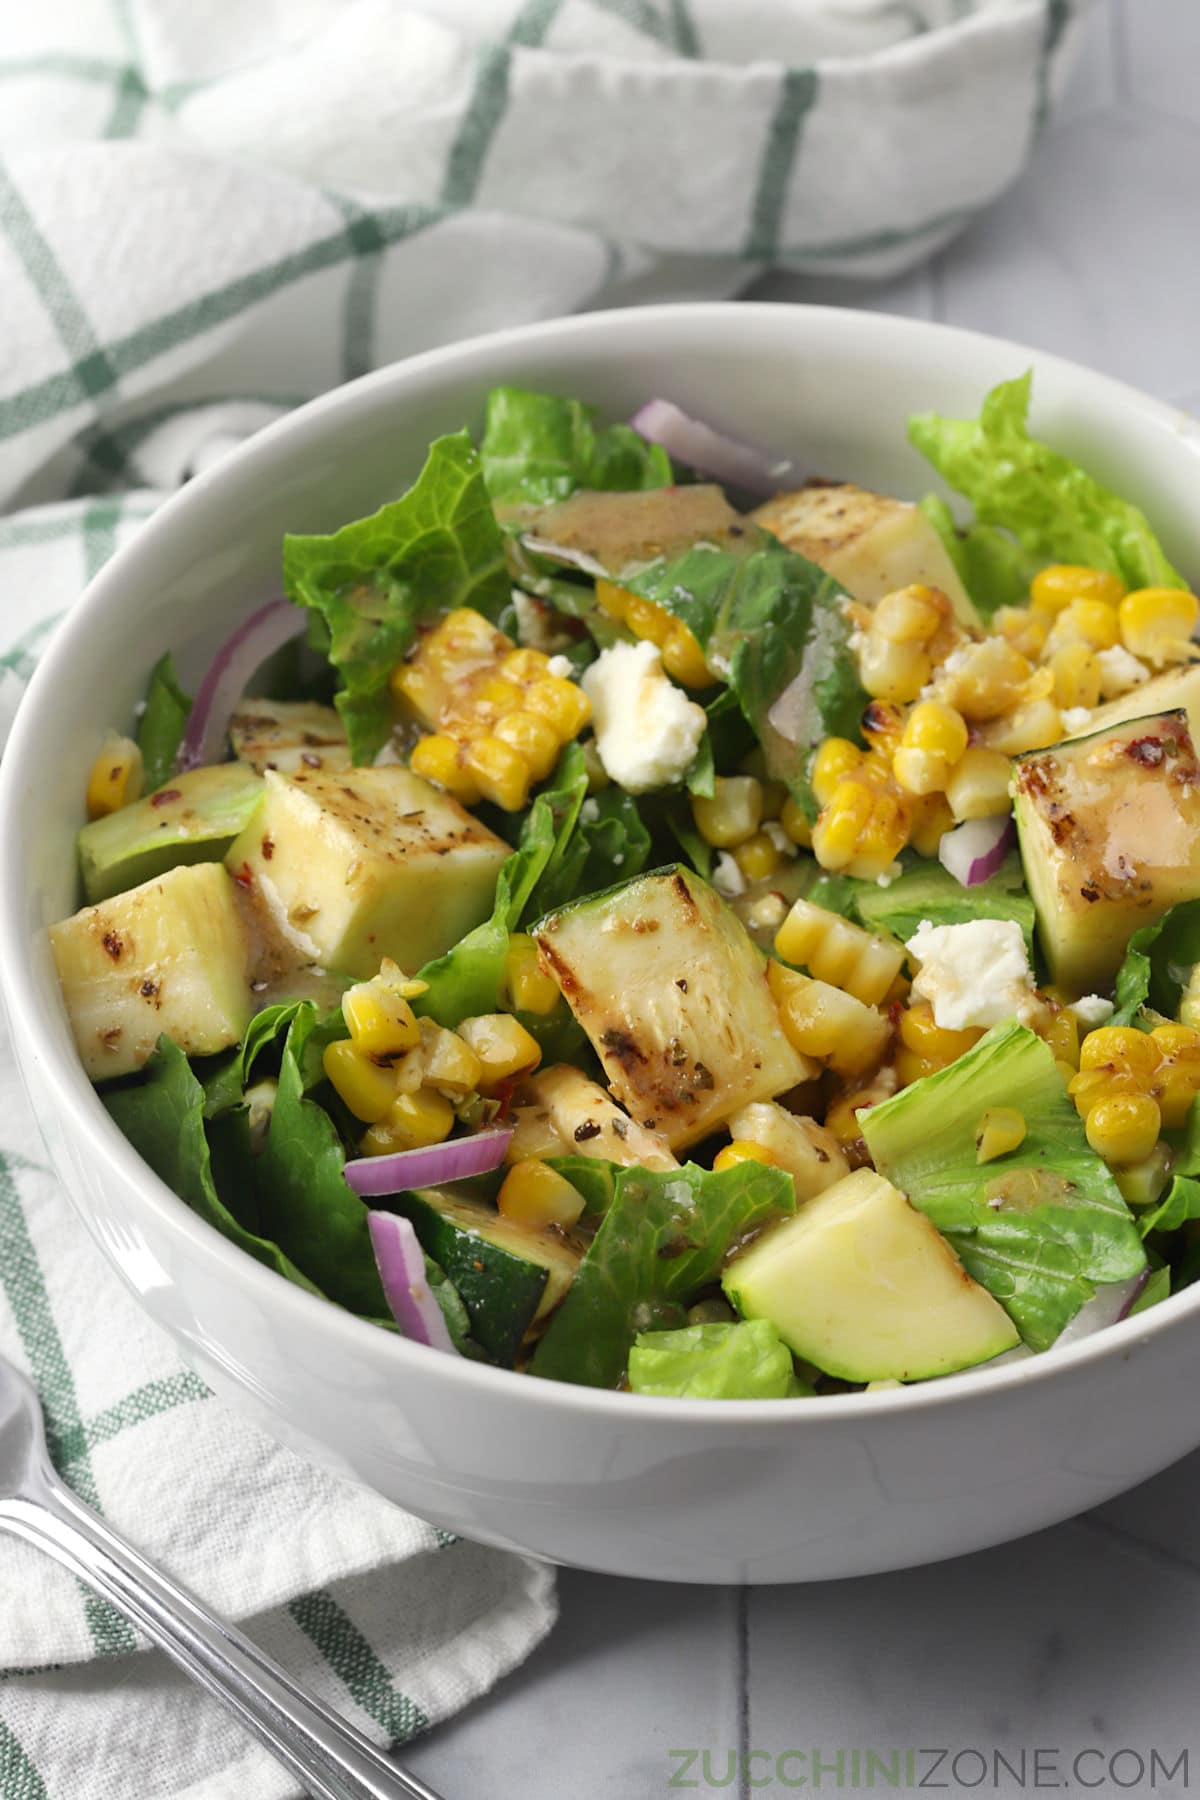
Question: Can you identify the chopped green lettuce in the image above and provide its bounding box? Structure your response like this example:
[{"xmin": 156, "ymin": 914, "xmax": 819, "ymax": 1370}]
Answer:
[
  {"xmin": 481, "ymin": 386, "xmax": 672, "ymax": 506},
  {"xmin": 910, "ymin": 373, "xmax": 1184, "ymax": 592},
  {"xmin": 282, "ymin": 431, "xmax": 509, "ymax": 764},
  {"xmin": 862, "ymin": 1022, "xmax": 1146, "ymax": 1350},
  {"xmin": 621, "ymin": 533, "xmax": 866, "ymax": 819},
  {"xmin": 1110, "ymin": 898, "xmax": 1200, "ymax": 1027},
  {"xmin": 136, "ymin": 653, "xmax": 190, "ymax": 789},
  {"xmin": 918, "ymin": 495, "xmax": 1037, "ymax": 620},
  {"xmin": 1129, "ymin": 1263, "xmax": 1171, "ymax": 1313},
  {"xmin": 531, "ymin": 1159, "xmax": 795, "ymax": 1388},
  {"xmin": 809, "ymin": 853, "xmax": 1035, "ymax": 953},
  {"xmin": 628, "ymin": 1319, "xmax": 801, "ymax": 1399}
]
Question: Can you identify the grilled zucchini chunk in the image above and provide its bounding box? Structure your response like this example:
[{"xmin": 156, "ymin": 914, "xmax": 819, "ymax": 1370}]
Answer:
[
  {"xmin": 77, "ymin": 763, "xmax": 263, "ymax": 903},
  {"xmin": 533, "ymin": 868, "xmax": 815, "ymax": 1151},
  {"xmin": 228, "ymin": 698, "xmax": 351, "ymax": 775}
]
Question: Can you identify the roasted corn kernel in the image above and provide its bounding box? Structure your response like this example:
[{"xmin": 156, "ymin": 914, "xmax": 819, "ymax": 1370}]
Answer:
[
  {"xmin": 321, "ymin": 1040, "xmax": 398, "ymax": 1123},
  {"xmin": 811, "ymin": 773, "xmax": 911, "ymax": 880},
  {"xmin": 1030, "ymin": 565, "xmax": 1126, "ymax": 615},
  {"xmin": 86, "ymin": 734, "xmax": 145, "ymax": 819},
  {"xmin": 691, "ymin": 776, "xmax": 763, "ymax": 849},
  {"xmin": 892, "ymin": 701, "xmax": 968, "ymax": 796},
  {"xmin": 779, "ymin": 796, "xmax": 812, "ymax": 848},
  {"xmin": 341, "ymin": 979, "xmax": 421, "ymax": 1060},
  {"xmin": 858, "ymin": 632, "xmax": 931, "ymax": 704},
  {"xmin": 898, "ymin": 1002, "xmax": 984, "ymax": 1068},
  {"xmin": 943, "ymin": 747, "xmax": 1013, "ymax": 822},
  {"xmin": 408, "ymin": 733, "xmax": 482, "ymax": 806},
  {"xmin": 360, "ymin": 1087, "xmax": 456, "ymax": 1155},
  {"xmin": 713, "ymin": 1139, "xmax": 779, "ymax": 1172},
  {"xmin": 767, "ymin": 959, "xmax": 891, "ymax": 1077},
  {"xmin": 505, "ymin": 933, "xmax": 561, "ymax": 1014},
  {"xmin": 811, "ymin": 738, "xmax": 865, "ymax": 809},
  {"xmin": 1119, "ymin": 587, "xmax": 1200, "ymax": 667},
  {"xmin": 732, "ymin": 830, "xmax": 783, "ymax": 882},
  {"xmin": 873, "ymin": 584, "xmax": 946, "ymax": 645},
  {"xmin": 975, "ymin": 1107, "xmax": 1027, "ymax": 1164},
  {"xmin": 1085, "ymin": 1093, "xmax": 1162, "ymax": 1166},
  {"xmin": 497, "ymin": 1158, "xmax": 586, "ymax": 1229},
  {"xmin": 456, "ymin": 1013, "xmax": 542, "ymax": 1091},
  {"xmin": 775, "ymin": 898, "xmax": 905, "ymax": 1006}
]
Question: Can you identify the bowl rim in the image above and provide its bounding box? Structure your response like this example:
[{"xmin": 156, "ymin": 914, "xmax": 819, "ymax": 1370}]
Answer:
[{"xmin": 3, "ymin": 298, "xmax": 1197, "ymax": 1428}]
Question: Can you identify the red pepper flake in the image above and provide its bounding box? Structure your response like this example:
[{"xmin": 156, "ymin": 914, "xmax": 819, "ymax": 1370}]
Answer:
[
  {"xmin": 1126, "ymin": 737, "xmax": 1164, "ymax": 767},
  {"xmin": 232, "ymin": 861, "xmax": 254, "ymax": 890},
  {"xmin": 260, "ymin": 835, "xmax": 275, "ymax": 861},
  {"xmin": 150, "ymin": 787, "xmax": 182, "ymax": 807}
]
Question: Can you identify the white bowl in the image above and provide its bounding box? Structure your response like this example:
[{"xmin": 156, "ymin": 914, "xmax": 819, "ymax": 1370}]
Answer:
[{"xmin": 5, "ymin": 304, "xmax": 1200, "ymax": 1585}]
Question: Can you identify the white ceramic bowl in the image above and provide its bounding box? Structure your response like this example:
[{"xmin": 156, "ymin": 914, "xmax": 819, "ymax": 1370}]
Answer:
[{"xmin": 5, "ymin": 304, "xmax": 1200, "ymax": 1585}]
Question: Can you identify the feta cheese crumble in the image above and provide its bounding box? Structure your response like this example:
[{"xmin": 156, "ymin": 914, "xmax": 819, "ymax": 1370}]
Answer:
[
  {"xmin": 712, "ymin": 852, "xmax": 746, "ymax": 898},
  {"xmin": 1069, "ymin": 993, "xmax": 1115, "ymax": 1029},
  {"xmin": 580, "ymin": 640, "xmax": 707, "ymax": 795},
  {"xmin": 511, "ymin": 588, "xmax": 571, "ymax": 653},
  {"xmin": 905, "ymin": 917, "xmax": 1041, "ymax": 1032},
  {"xmin": 1061, "ymin": 706, "xmax": 1094, "ymax": 736},
  {"xmin": 1096, "ymin": 644, "xmax": 1150, "ymax": 698},
  {"xmin": 547, "ymin": 654, "xmax": 574, "ymax": 679}
]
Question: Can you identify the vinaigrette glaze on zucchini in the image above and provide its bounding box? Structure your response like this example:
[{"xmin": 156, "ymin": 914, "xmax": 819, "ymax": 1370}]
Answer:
[{"xmin": 52, "ymin": 375, "xmax": 1200, "ymax": 1396}]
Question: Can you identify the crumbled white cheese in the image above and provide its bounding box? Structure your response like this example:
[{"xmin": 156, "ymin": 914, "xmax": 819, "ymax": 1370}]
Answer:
[
  {"xmin": 579, "ymin": 797, "xmax": 600, "ymax": 824},
  {"xmin": 372, "ymin": 737, "xmax": 402, "ymax": 766},
  {"xmin": 1061, "ymin": 706, "xmax": 1094, "ymax": 736},
  {"xmin": 547, "ymin": 654, "xmax": 573, "ymax": 679},
  {"xmin": 763, "ymin": 820, "xmax": 798, "ymax": 858},
  {"xmin": 511, "ymin": 588, "xmax": 571, "ymax": 653},
  {"xmin": 1096, "ymin": 644, "xmax": 1150, "ymax": 698},
  {"xmin": 580, "ymin": 640, "xmax": 707, "ymax": 795},
  {"xmin": 905, "ymin": 917, "xmax": 1041, "ymax": 1032},
  {"xmin": 876, "ymin": 866, "xmax": 901, "ymax": 887},
  {"xmin": 712, "ymin": 852, "xmax": 746, "ymax": 898},
  {"xmin": 1069, "ymin": 993, "xmax": 1115, "ymax": 1029},
  {"xmin": 743, "ymin": 891, "xmax": 788, "ymax": 934}
]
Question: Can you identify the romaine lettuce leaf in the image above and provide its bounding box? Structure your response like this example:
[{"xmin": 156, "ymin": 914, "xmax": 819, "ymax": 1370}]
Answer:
[
  {"xmin": 531, "ymin": 1159, "xmax": 795, "ymax": 1388},
  {"xmin": 918, "ymin": 495, "xmax": 1037, "ymax": 620},
  {"xmin": 628, "ymin": 1319, "xmax": 803, "ymax": 1399},
  {"xmin": 806, "ymin": 853, "xmax": 1035, "ymax": 953},
  {"xmin": 102, "ymin": 1035, "xmax": 322, "ymax": 1295},
  {"xmin": 481, "ymin": 386, "xmax": 672, "ymax": 506},
  {"xmin": 910, "ymin": 373, "xmax": 1184, "ymax": 592},
  {"xmin": 621, "ymin": 532, "xmax": 866, "ymax": 819},
  {"xmin": 1110, "ymin": 898, "xmax": 1200, "ymax": 1027},
  {"xmin": 862, "ymin": 1022, "xmax": 1146, "ymax": 1350},
  {"xmin": 136, "ymin": 653, "xmax": 190, "ymax": 789},
  {"xmin": 282, "ymin": 431, "xmax": 509, "ymax": 764}
]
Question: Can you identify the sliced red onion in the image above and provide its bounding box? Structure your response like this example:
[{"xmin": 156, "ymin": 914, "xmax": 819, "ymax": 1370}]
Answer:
[
  {"xmin": 937, "ymin": 815, "xmax": 1015, "ymax": 888},
  {"xmin": 177, "ymin": 598, "xmax": 307, "ymax": 771},
  {"xmin": 367, "ymin": 1211, "xmax": 456, "ymax": 1353},
  {"xmin": 344, "ymin": 1126, "xmax": 514, "ymax": 1198},
  {"xmin": 630, "ymin": 399, "xmax": 795, "ymax": 498},
  {"xmin": 1054, "ymin": 1270, "xmax": 1150, "ymax": 1346}
]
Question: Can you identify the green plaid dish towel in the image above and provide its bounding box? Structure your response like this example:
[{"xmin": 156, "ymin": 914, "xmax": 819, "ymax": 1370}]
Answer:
[{"xmin": 0, "ymin": 1, "xmax": 1088, "ymax": 1793}]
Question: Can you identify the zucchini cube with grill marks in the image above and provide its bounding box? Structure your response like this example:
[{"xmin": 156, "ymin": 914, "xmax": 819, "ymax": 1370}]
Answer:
[
  {"xmin": 224, "ymin": 766, "xmax": 509, "ymax": 979},
  {"xmin": 1014, "ymin": 707, "xmax": 1200, "ymax": 994},
  {"xmin": 533, "ymin": 868, "xmax": 815, "ymax": 1151}
]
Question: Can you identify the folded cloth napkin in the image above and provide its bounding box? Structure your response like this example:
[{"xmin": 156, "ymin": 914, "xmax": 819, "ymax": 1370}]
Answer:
[{"xmin": 0, "ymin": 1, "xmax": 1090, "ymax": 1793}]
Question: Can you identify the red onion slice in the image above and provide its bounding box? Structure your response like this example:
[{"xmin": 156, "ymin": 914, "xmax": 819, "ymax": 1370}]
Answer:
[
  {"xmin": 345, "ymin": 1126, "xmax": 514, "ymax": 1198},
  {"xmin": 367, "ymin": 1211, "xmax": 456, "ymax": 1353},
  {"xmin": 177, "ymin": 598, "xmax": 307, "ymax": 771},
  {"xmin": 937, "ymin": 815, "xmax": 1015, "ymax": 888},
  {"xmin": 630, "ymin": 399, "xmax": 795, "ymax": 498}
]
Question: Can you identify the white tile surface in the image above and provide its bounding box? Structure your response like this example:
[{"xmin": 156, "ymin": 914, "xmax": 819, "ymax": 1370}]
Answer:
[{"xmin": 411, "ymin": 5, "xmax": 1200, "ymax": 1795}]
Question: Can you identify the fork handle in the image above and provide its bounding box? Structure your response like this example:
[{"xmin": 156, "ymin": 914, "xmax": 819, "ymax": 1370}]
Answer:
[{"xmin": 0, "ymin": 1466, "xmax": 446, "ymax": 1800}]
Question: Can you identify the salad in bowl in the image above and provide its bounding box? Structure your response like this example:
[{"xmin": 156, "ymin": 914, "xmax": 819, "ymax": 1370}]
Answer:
[{"xmin": 49, "ymin": 371, "xmax": 1200, "ymax": 1402}]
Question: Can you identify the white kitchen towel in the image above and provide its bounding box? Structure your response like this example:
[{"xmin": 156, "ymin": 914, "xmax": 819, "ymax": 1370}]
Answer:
[{"xmin": 0, "ymin": 2, "xmax": 1088, "ymax": 1794}]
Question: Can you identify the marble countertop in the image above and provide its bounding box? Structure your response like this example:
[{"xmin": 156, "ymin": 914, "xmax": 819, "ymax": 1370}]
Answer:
[{"xmin": 405, "ymin": 6, "xmax": 1200, "ymax": 1795}]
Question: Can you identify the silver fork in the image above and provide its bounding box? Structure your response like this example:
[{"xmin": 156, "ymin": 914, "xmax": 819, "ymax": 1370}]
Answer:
[{"xmin": 0, "ymin": 1352, "xmax": 447, "ymax": 1800}]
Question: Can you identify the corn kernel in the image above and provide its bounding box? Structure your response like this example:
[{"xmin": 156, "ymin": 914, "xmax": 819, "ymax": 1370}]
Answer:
[
  {"xmin": 944, "ymin": 747, "xmax": 1012, "ymax": 822},
  {"xmin": 594, "ymin": 579, "xmax": 630, "ymax": 622},
  {"xmin": 779, "ymin": 796, "xmax": 812, "ymax": 848},
  {"xmin": 898, "ymin": 1002, "xmax": 983, "ymax": 1067},
  {"xmin": 873, "ymin": 584, "xmax": 945, "ymax": 645},
  {"xmin": 713, "ymin": 1139, "xmax": 779, "ymax": 1172},
  {"xmin": 501, "ymin": 647, "xmax": 551, "ymax": 683},
  {"xmin": 1149, "ymin": 1022, "xmax": 1200, "ymax": 1058},
  {"xmin": 995, "ymin": 605, "xmax": 1047, "ymax": 660},
  {"xmin": 469, "ymin": 674, "xmax": 525, "ymax": 720},
  {"xmin": 523, "ymin": 675, "xmax": 592, "ymax": 738},
  {"xmin": 465, "ymin": 734, "xmax": 533, "ymax": 811},
  {"xmin": 409, "ymin": 733, "xmax": 482, "ymax": 805},
  {"xmin": 661, "ymin": 621, "xmax": 711, "ymax": 687},
  {"xmin": 1049, "ymin": 642, "xmax": 1103, "ymax": 710},
  {"xmin": 812, "ymin": 775, "xmax": 910, "ymax": 880},
  {"xmin": 975, "ymin": 1106, "xmax": 1027, "ymax": 1164},
  {"xmin": 505, "ymin": 933, "xmax": 561, "ymax": 1015},
  {"xmin": 1157, "ymin": 1063, "xmax": 1200, "ymax": 1130},
  {"xmin": 1085, "ymin": 1093, "xmax": 1161, "ymax": 1166},
  {"xmin": 342, "ymin": 981, "xmax": 421, "ymax": 1059},
  {"xmin": 86, "ymin": 733, "xmax": 145, "ymax": 819},
  {"xmin": 1079, "ymin": 1025, "xmax": 1162, "ymax": 1078},
  {"xmin": 622, "ymin": 595, "xmax": 672, "ymax": 647},
  {"xmin": 824, "ymin": 1089, "xmax": 871, "ymax": 1147},
  {"xmin": 322, "ymin": 1040, "xmax": 398, "ymax": 1123},
  {"xmin": 360, "ymin": 1087, "xmax": 456, "ymax": 1155},
  {"xmin": 909, "ymin": 793, "xmax": 955, "ymax": 857},
  {"xmin": 492, "ymin": 709, "xmax": 561, "ymax": 781},
  {"xmin": 1119, "ymin": 587, "xmax": 1200, "ymax": 666},
  {"xmin": 1067, "ymin": 1065, "xmax": 1142, "ymax": 1120},
  {"xmin": 935, "ymin": 639, "xmax": 1032, "ymax": 722},
  {"xmin": 497, "ymin": 1158, "xmax": 586, "ymax": 1229},
  {"xmin": 812, "ymin": 738, "xmax": 865, "ymax": 809},
  {"xmin": 1042, "ymin": 1008, "xmax": 1080, "ymax": 1069},
  {"xmin": 1044, "ymin": 597, "xmax": 1121, "ymax": 652},
  {"xmin": 456, "ymin": 1014, "xmax": 542, "ymax": 1091},
  {"xmin": 775, "ymin": 898, "xmax": 904, "ymax": 1006},
  {"xmin": 892, "ymin": 702, "xmax": 968, "ymax": 796},
  {"xmin": 894, "ymin": 1046, "xmax": 941, "ymax": 1088},
  {"xmin": 767, "ymin": 960, "xmax": 891, "ymax": 1077},
  {"xmin": 859, "ymin": 632, "xmax": 931, "ymax": 704},
  {"xmin": 860, "ymin": 701, "xmax": 905, "ymax": 756},
  {"xmin": 1031, "ymin": 565, "xmax": 1126, "ymax": 614},
  {"xmin": 978, "ymin": 696, "xmax": 1063, "ymax": 756},
  {"xmin": 691, "ymin": 776, "xmax": 763, "ymax": 849},
  {"xmin": 417, "ymin": 1019, "xmax": 483, "ymax": 1097}
]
